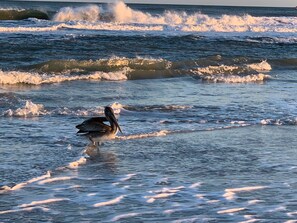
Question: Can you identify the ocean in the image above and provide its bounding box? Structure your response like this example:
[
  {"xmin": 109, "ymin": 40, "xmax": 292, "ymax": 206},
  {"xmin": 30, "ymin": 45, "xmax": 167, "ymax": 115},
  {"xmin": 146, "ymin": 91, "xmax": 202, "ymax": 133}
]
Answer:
[{"xmin": 0, "ymin": 1, "xmax": 297, "ymax": 222}]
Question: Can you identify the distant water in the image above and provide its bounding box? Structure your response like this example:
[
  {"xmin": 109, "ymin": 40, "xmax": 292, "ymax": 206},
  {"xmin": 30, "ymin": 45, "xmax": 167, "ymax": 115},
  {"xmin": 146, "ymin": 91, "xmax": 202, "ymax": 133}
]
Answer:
[{"xmin": 0, "ymin": 1, "xmax": 297, "ymax": 222}]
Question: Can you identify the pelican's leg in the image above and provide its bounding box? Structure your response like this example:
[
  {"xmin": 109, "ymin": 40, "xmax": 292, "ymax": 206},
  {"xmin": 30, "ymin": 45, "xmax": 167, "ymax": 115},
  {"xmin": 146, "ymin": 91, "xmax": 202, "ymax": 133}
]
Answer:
[{"xmin": 89, "ymin": 136, "xmax": 96, "ymax": 146}]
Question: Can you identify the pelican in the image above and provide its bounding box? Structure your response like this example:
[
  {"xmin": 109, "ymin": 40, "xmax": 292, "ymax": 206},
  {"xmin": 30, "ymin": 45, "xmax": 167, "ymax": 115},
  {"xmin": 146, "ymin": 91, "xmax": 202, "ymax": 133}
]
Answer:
[{"xmin": 76, "ymin": 106, "xmax": 122, "ymax": 144}]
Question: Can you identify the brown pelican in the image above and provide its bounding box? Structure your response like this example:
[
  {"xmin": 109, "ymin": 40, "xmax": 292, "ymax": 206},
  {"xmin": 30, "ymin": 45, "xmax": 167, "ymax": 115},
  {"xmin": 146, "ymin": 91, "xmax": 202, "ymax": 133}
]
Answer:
[{"xmin": 76, "ymin": 106, "xmax": 122, "ymax": 144}]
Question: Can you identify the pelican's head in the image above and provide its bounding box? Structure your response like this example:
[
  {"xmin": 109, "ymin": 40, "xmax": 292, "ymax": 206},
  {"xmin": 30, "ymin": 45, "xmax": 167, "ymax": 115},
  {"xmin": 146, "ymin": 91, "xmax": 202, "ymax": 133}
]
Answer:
[{"xmin": 104, "ymin": 106, "xmax": 122, "ymax": 134}]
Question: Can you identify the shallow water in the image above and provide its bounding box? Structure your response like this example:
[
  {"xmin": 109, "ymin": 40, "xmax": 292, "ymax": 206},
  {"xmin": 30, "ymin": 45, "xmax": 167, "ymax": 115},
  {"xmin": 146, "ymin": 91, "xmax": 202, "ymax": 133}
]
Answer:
[{"xmin": 1, "ymin": 1, "xmax": 297, "ymax": 222}]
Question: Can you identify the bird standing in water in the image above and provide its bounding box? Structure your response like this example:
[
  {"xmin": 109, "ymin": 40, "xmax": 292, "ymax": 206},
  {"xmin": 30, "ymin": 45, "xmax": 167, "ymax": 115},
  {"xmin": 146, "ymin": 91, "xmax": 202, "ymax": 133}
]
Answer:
[{"xmin": 76, "ymin": 106, "xmax": 122, "ymax": 145}]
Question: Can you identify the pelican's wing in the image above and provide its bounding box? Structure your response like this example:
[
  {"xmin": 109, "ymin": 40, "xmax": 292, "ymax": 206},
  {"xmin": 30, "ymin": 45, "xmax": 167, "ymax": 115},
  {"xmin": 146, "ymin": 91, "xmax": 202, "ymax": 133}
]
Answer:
[{"xmin": 76, "ymin": 117, "xmax": 110, "ymax": 133}]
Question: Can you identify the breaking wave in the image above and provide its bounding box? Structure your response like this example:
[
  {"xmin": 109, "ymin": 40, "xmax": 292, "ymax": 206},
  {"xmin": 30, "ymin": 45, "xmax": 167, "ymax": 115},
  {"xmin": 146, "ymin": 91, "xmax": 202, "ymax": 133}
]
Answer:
[
  {"xmin": 3, "ymin": 100, "xmax": 48, "ymax": 117},
  {"xmin": 191, "ymin": 61, "xmax": 271, "ymax": 83},
  {"xmin": 0, "ymin": 58, "xmax": 272, "ymax": 85},
  {"xmin": 0, "ymin": 2, "xmax": 297, "ymax": 36},
  {"xmin": 51, "ymin": 2, "xmax": 297, "ymax": 34},
  {"xmin": 0, "ymin": 69, "xmax": 128, "ymax": 85},
  {"xmin": 28, "ymin": 58, "xmax": 172, "ymax": 73},
  {"xmin": 2, "ymin": 100, "xmax": 122, "ymax": 117}
]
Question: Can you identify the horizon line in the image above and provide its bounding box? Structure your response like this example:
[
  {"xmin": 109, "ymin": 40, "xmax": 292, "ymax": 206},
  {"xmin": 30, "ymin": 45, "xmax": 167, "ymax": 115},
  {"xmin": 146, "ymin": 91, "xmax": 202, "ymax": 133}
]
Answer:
[{"xmin": 10, "ymin": 0, "xmax": 297, "ymax": 8}]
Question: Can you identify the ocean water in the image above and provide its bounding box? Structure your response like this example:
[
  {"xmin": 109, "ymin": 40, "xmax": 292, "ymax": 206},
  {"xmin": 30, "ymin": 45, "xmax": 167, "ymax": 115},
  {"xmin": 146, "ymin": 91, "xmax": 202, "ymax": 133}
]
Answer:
[{"xmin": 0, "ymin": 1, "xmax": 297, "ymax": 222}]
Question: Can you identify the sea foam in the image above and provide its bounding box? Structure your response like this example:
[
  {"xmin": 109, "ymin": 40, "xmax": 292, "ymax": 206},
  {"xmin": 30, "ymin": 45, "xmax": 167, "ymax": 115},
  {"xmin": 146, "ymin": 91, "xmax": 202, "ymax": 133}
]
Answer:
[
  {"xmin": 0, "ymin": 69, "xmax": 128, "ymax": 85},
  {"xmin": 53, "ymin": 5, "xmax": 100, "ymax": 22},
  {"xmin": 192, "ymin": 61, "xmax": 272, "ymax": 83},
  {"xmin": 4, "ymin": 100, "xmax": 48, "ymax": 117},
  {"xmin": 2, "ymin": 2, "xmax": 296, "ymax": 36},
  {"xmin": 93, "ymin": 195, "xmax": 125, "ymax": 207},
  {"xmin": 51, "ymin": 2, "xmax": 297, "ymax": 35},
  {"xmin": 223, "ymin": 186, "xmax": 267, "ymax": 200}
]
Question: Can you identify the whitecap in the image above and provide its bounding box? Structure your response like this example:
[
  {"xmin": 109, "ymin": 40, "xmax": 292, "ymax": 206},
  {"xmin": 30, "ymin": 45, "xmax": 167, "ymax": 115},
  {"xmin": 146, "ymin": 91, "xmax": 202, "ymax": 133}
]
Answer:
[
  {"xmin": 19, "ymin": 198, "xmax": 68, "ymax": 208},
  {"xmin": 1, "ymin": 171, "xmax": 51, "ymax": 192},
  {"xmin": 4, "ymin": 100, "xmax": 48, "ymax": 117},
  {"xmin": 38, "ymin": 176, "xmax": 73, "ymax": 185},
  {"xmin": 247, "ymin": 199, "xmax": 264, "ymax": 205},
  {"xmin": 145, "ymin": 186, "xmax": 184, "ymax": 203},
  {"xmin": 119, "ymin": 173, "xmax": 137, "ymax": 182},
  {"xmin": 201, "ymin": 73, "xmax": 270, "ymax": 83},
  {"xmin": 93, "ymin": 195, "xmax": 125, "ymax": 207},
  {"xmin": 189, "ymin": 182, "xmax": 202, "ymax": 188},
  {"xmin": 217, "ymin": 207, "xmax": 245, "ymax": 214},
  {"xmin": 223, "ymin": 186, "xmax": 267, "ymax": 200},
  {"xmin": 53, "ymin": 5, "xmax": 100, "ymax": 22},
  {"xmin": 68, "ymin": 157, "xmax": 87, "ymax": 169},
  {"xmin": 0, "ymin": 69, "xmax": 128, "ymax": 85},
  {"xmin": 247, "ymin": 61, "xmax": 272, "ymax": 72},
  {"xmin": 116, "ymin": 130, "xmax": 169, "ymax": 140}
]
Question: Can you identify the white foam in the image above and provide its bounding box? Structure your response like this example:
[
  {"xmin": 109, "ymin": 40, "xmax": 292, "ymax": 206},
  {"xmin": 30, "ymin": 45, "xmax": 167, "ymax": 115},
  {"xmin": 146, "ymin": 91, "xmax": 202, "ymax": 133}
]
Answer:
[
  {"xmin": 163, "ymin": 209, "xmax": 176, "ymax": 214},
  {"xmin": 247, "ymin": 61, "xmax": 272, "ymax": 72},
  {"xmin": 4, "ymin": 100, "xmax": 47, "ymax": 117},
  {"xmin": 152, "ymin": 186, "xmax": 185, "ymax": 194},
  {"xmin": 195, "ymin": 65, "xmax": 240, "ymax": 75},
  {"xmin": 19, "ymin": 198, "xmax": 68, "ymax": 208},
  {"xmin": 145, "ymin": 192, "xmax": 174, "ymax": 203},
  {"xmin": 0, "ymin": 69, "xmax": 128, "ymax": 85},
  {"xmin": 94, "ymin": 195, "xmax": 125, "ymax": 207},
  {"xmin": 217, "ymin": 207, "xmax": 245, "ymax": 214},
  {"xmin": 189, "ymin": 182, "xmax": 202, "ymax": 188},
  {"xmin": 60, "ymin": 22, "xmax": 163, "ymax": 32},
  {"xmin": 38, "ymin": 176, "xmax": 73, "ymax": 185},
  {"xmin": 116, "ymin": 130, "xmax": 169, "ymax": 140},
  {"xmin": 247, "ymin": 199, "xmax": 263, "ymax": 205},
  {"xmin": 0, "ymin": 171, "xmax": 51, "ymax": 192},
  {"xmin": 287, "ymin": 211, "xmax": 297, "ymax": 217},
  {"xmin": 68, "ymin": 157, "xmax": 87, "ymax": 169},
  {"xmin": 192, "ymin": 64, "xmax": 271, "ymax": 83},
  {"xmin": 109, "ymin": 102, "xmax": 124, "ymax": 114},
  {"xmin": 207, "ymin": 200, "xmax": 220, "ymax": 203},
  {"xmin": 201, "ymin": 73, "xmax": 270, "ymax": 83},
  {"xmin": 145, "ymin": 186, "xmax": 184, "ymax": 203},
  {"xmin": 54, "ymin": 5, "xmax": 100, "ymax": 22},
  {"xmin": 111, "ymin": 213, "xmax": 140, "ymax": 222},
  {"xmin": 1, "ymin": 2, "xmax": 296, "ymax": 36},
  {"xmin": 0, "ymin": 24, "xmax": 63, "ymax": 33},
  {"xmin": 119, "ymin": 173, "xmax": 136, "ymax": 182},
  {"xmin": 195, "ymin": 194, "xmax": 205, "ymax": 199},
  {"xmin": 223, "ymin": 186, "xmax": 267, "ymax": 200},
  {"xmin": 109, "ymin": 2, "xmax": 297, "ymax": 34}
]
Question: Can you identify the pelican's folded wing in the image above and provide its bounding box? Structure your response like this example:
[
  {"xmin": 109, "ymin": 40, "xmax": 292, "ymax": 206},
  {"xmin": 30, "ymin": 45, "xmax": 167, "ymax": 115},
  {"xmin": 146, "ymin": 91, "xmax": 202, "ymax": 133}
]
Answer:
[{"xmin": 76, "ymin": 117, "xmax": 110, "ymax": 133}]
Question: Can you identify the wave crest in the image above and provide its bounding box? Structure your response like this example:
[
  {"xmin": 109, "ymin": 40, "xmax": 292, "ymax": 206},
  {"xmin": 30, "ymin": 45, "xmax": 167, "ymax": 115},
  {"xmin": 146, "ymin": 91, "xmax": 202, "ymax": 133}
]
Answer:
[
  {"xmin": 0, "ymin": 69, "xmax": 128, "ymax": 85},
  {"xmin": 49, "ymin": 1, "xmax": 297, "ymax": 34},
  {"xmin": 29, "ymin": 58, "xmax": 170, "ymax": 73},
  {"xmin": 4, "ymin": 100, "xmax": 48, "ymax": 117},
  {"xmin": 0, "ymin": 58, "xmax": 273, "ymax": 85},
  {"xmin": 53, "ymin": 5, "xmax": 100, "ymax": 22},
  {"xmin": 200, "ymin": 73, "xmax": 270, "ymax": 83},
  {"xmin": 0, "ymin": 9, "xmax": 49, "ymax": 20},
  {"xmin": 191, "ymin": 61, "xmax": 271, "ymax": 83}
]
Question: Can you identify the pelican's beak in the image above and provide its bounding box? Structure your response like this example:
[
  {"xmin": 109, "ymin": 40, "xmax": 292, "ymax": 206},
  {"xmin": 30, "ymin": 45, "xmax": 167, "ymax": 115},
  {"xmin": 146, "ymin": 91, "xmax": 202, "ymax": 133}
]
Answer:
[
  {"xmin": 115, "ymin": 118, "xmax": 122, "ymax": 134},
  {"xmin": 110, "ymin": 111, "xmax": 123, "ymax": 134}
]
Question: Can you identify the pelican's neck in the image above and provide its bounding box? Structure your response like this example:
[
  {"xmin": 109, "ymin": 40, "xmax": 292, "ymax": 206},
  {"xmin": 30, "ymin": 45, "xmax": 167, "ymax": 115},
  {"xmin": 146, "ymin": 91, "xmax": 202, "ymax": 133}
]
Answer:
[{"xmin": 109, "ymin": 121, "xmax": 118, "ymax": 135}]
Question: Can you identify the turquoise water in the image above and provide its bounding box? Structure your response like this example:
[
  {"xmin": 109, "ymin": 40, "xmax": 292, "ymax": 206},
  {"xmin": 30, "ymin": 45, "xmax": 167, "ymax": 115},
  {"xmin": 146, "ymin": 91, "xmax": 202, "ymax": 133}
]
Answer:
[{"xmin": 0, "ymin": 1, "xmax": 297, "ymax": 222}]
